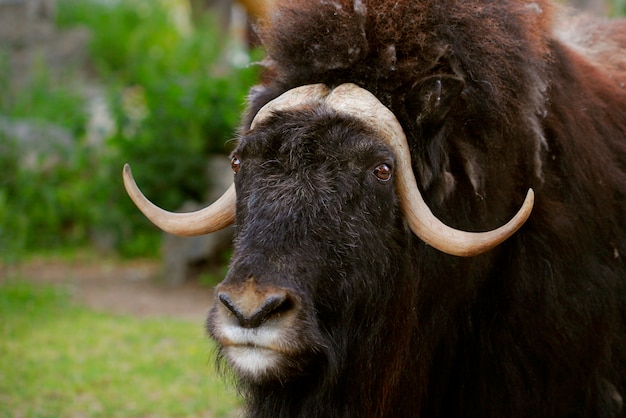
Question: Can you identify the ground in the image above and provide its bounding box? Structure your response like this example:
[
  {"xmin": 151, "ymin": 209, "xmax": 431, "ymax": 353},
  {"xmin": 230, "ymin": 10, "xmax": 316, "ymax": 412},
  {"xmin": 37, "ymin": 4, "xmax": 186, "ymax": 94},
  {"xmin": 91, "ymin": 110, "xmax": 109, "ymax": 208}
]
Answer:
[{"xmin": 3, "ymin": 255, "xmax": 217, "ymax": 323}]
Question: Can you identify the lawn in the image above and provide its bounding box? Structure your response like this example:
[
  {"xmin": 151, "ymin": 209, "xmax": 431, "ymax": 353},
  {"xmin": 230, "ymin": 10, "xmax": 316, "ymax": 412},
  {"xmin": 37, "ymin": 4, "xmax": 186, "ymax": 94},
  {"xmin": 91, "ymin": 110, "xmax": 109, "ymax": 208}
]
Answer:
[{"xmin": 0, "ymin": 281, "xmax": 240, "ymax": 417}]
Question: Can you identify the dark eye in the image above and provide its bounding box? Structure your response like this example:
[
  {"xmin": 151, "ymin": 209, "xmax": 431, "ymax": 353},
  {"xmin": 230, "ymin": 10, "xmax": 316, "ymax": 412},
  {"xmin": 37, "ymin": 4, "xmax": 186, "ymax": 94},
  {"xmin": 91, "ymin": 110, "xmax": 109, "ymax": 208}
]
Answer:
[
  {"xmin": 372, "ymin": 163, "xmax": 392, "ymax": 182},
  {"xmin": 231, "ymin": 156, "xmax": 241, "ymax": 174}
]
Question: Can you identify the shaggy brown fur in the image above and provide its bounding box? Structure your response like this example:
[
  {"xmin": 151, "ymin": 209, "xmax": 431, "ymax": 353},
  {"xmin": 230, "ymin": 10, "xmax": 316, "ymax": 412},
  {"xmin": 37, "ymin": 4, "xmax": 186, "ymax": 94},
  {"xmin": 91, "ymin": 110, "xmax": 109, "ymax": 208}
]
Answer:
[{"xmin": 206, "ymin": 0, "xmax": 626, "ymax": 416}]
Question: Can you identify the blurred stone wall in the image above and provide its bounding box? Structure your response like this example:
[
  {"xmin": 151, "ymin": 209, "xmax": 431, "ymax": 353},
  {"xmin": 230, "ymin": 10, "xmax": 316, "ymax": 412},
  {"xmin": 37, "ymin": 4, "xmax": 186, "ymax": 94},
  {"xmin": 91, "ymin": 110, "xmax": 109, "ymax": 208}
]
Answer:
[
  {"xmin": 0, "ymin": 0, "xmax": 90, "ymax": 86},
  {"xmin": 0, "ymin": 0, "xmax": 56, "ymax": 44}
]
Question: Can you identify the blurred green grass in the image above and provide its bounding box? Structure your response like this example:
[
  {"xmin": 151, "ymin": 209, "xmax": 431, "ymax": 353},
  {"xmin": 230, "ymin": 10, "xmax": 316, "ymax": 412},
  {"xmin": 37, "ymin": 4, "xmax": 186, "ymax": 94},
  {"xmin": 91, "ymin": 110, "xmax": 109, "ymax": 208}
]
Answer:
[{"xmin": 0, "ymin": 281, "xmax": 239, "ymax": 417}]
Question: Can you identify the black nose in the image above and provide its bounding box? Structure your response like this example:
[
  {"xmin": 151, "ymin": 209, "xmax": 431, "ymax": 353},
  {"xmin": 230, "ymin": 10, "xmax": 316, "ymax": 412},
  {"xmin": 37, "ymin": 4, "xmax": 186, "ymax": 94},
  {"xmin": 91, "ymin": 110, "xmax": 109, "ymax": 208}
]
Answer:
[{"xmin": 218, "ymin": 291, "xmax": 293, "ymax": 328}]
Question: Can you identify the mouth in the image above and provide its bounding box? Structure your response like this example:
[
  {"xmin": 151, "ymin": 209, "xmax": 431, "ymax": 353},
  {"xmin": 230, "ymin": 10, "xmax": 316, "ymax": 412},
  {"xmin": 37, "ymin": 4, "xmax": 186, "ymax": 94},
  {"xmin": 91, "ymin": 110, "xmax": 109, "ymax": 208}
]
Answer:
[
  {"xmin": 217, "ymin": 323, "xmax": 285, "ymax": 349},
  {"xmin": 207, "ymin": 302, "xmax": 314, "ymax": 381},
  {"xmin": 222, "ymin": 344, "xmax": 283, "ymax": 378},
  {"xmin": 210, "ymin": 323, "xmax": 292, "ymax": 379}
]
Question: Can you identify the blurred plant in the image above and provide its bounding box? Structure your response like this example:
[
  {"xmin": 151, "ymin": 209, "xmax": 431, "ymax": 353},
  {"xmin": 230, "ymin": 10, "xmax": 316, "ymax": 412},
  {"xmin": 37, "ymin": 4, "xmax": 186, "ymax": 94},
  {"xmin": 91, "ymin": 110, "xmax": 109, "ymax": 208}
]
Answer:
[
  {"xmin": 0, "ymin": 0, "xmax": 258, "ymax": 260},
  {"xmin": 60, "ymin": 0, "xmax": 258, "ymax": 257},
  {"xmin": 0, "ymin": 57, "xmax": 87, "ymax": 138},
  {"xmin": 0, "ymin": 57, "xmax": 90, "ymax": 261}
]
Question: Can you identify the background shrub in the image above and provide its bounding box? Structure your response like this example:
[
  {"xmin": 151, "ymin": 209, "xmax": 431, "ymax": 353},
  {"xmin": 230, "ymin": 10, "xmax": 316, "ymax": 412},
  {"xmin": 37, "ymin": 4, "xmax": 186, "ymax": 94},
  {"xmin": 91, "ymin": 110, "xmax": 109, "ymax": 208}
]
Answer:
[{"xmin": 1, "ymin": 0, "xmax": 259, "ymax": 260}]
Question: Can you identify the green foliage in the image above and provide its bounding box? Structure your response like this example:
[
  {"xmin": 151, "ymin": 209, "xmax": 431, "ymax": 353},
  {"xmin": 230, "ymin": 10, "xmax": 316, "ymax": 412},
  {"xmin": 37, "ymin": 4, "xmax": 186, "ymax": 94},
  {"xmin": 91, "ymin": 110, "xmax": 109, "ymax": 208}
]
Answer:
[
  {"xmin": 0, "ymin": 60, "xmax": 90, "ymax": 259},
  {"xmin": 0, "ymin": 57, "xmax": 87, "ymax": 137},
  {"xmin": 609, "ymin": 0, "xmax": 626, "ymax": 16},
  {"xmin": 1, "ymin": 0, "xmax": 258, "ymax": 259},
  {"xmin": 0, "ymin": 281, "xmax": 239, "ymax": 416},
  {"xmin": 58, "ymin": 0, "xmax": 256, "ymax": 156}
]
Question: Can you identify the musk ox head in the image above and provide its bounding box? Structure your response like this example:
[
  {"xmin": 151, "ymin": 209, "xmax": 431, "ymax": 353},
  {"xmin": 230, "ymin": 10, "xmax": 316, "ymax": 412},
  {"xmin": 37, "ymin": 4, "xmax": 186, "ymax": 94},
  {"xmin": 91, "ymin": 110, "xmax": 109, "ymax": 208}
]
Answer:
[{"xmin": 123, "ymin": 83, "xmax": 533, "ymax": 383}]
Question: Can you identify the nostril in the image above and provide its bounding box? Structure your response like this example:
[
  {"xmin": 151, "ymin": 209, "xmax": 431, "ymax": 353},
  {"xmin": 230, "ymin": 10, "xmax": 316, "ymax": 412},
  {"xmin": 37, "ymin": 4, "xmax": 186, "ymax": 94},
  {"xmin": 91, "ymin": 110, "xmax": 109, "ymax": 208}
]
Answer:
[
  {"xmin": 218, "ymin": 293, "xmax": 245, "ymax": 323},
  {"xmin": 254, "ymin": 294, "xmax": 293, "ymax": 326},
  {"xmin": 218, "ymin": 291, "xmax": 294, "ymax": 328}
]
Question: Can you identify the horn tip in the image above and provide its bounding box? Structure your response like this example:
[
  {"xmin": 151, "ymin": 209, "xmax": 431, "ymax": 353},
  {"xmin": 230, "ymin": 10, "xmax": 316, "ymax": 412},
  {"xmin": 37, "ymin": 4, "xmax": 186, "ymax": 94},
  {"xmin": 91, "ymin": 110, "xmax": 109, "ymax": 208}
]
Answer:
[
  {"xmin": 524, "ymin": 188, "xmax": 535, "ymax": 211},
  {"xmin": 122, "ymin": 163, "xmax": 141, "ymax": 199}
]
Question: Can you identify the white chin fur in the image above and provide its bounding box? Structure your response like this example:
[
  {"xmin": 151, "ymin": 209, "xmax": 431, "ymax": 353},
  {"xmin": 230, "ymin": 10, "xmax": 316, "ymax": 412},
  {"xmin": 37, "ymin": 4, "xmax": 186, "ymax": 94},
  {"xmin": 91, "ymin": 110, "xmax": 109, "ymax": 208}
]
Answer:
[
  {"xmin": 224, "ymin": 345, "xmax": 282, "ymax": 379},
  {"xmin": 221, "ymin": 323, "xmax": 284, "ymax": 347}
]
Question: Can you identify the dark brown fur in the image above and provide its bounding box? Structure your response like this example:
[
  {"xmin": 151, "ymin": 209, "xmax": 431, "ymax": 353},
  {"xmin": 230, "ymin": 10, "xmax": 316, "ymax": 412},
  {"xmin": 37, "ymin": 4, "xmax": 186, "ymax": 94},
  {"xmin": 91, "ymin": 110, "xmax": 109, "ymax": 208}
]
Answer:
[{"xmin": 207, "ymin": 1, "xmax": 626, "ymax": 416}]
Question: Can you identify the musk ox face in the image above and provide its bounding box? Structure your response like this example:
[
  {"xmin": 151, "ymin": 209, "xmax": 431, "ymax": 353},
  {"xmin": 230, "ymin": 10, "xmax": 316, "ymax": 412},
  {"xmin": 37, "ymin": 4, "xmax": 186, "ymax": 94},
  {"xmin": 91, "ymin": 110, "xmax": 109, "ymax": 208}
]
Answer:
[
  {"xmin": 122, "ymin": 82, "xmax": 533, "ymax": 385},
  {"xmin": 206, "ymin": 108, "xmax": 408, "ymax": 383}
]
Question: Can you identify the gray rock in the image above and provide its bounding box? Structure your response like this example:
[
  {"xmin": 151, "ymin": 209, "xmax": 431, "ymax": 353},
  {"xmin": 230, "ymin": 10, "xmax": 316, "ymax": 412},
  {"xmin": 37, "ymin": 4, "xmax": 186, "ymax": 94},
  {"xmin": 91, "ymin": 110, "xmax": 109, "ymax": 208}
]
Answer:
[{"xmin": 0, "ymin": 116, "xmax": 74, "ymax": 170}]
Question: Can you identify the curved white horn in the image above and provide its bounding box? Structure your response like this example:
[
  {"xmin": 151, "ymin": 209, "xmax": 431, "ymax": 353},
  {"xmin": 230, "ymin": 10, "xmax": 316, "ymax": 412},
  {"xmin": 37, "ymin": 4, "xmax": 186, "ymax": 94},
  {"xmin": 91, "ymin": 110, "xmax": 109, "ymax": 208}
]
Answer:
[
  {"xmin": 250, "ymin": 84, "xmax": 331, "ymax": 128},
  {"xmin": 325, "ymin": 83, "xmax": 534, "ymax": 257},
  {"xmin": 123, "ymin": 164, "xmax": 236, "ymax": 236},
  {"xmin": 123, "ymin": 82, "xmax": 533, "ymax": 254}
]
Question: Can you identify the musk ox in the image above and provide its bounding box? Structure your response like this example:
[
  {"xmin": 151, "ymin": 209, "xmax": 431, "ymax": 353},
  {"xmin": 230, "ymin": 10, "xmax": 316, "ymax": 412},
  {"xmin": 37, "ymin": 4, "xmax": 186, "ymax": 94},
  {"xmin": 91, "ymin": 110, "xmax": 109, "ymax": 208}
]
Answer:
[{"xmin": 123, "ymin": 0, "xmax": 626, "ymax": 416}]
